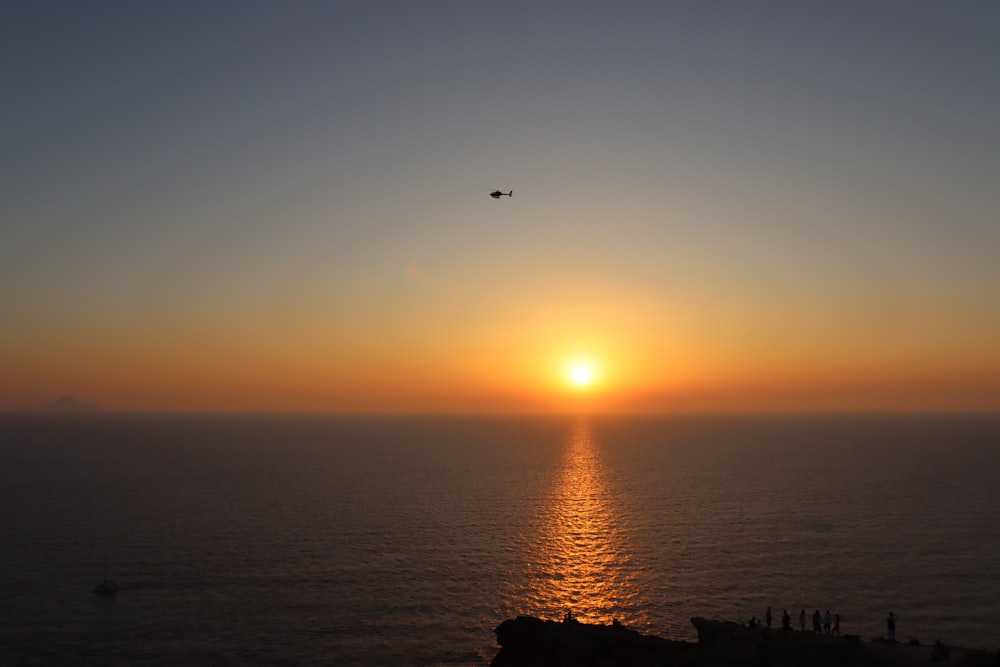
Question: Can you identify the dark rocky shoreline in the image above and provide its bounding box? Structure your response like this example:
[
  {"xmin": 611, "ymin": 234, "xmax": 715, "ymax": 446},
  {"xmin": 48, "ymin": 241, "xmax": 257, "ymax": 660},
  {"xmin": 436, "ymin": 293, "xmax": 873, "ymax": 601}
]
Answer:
[{"xmin": 491, "ymin": 616, "xmax": 999, "ymax": 667}]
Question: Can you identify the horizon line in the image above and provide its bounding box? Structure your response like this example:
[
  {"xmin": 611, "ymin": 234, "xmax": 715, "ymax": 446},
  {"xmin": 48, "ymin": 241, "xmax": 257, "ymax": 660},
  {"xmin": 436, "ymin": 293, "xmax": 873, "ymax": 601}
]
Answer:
[{"xmin": 4, "ymin": 407, "xmax": 999, "ymax": 418}]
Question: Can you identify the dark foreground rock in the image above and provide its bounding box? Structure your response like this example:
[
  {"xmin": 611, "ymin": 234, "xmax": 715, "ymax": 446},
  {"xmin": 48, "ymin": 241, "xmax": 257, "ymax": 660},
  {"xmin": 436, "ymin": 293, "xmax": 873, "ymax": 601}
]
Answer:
[
  {"xmin": 492, "ymin": 616, "xmax": 999, "ymax": 667},
  {"xmin": 491, "ymin": 615, "xmax": 695, "ymax": 667}
]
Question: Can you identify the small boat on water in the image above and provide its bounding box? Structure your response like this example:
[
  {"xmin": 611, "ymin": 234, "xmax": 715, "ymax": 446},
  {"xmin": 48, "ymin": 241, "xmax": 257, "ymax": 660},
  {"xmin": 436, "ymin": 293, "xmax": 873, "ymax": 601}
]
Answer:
[
  {"xmin": 93, "ymin": 556, "xmax": 118, "ymax": 596},
  {"xmin": 92, "ymin": 579, "xmax": 118, "ymax": 596}
]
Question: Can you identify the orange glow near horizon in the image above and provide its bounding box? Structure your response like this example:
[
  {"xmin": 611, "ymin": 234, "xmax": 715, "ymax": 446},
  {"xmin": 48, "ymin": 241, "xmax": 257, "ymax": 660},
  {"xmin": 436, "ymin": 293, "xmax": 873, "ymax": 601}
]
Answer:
[{"xmin": 2, "ymin": 299, "xmax": 999, "ymax": 413}]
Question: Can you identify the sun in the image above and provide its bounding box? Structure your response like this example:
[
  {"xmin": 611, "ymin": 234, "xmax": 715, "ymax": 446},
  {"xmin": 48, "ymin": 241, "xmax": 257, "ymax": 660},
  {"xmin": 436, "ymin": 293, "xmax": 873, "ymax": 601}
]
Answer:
[{"xmin": 568, "ymin": 364, "xmax": 594, "ymax": 388}]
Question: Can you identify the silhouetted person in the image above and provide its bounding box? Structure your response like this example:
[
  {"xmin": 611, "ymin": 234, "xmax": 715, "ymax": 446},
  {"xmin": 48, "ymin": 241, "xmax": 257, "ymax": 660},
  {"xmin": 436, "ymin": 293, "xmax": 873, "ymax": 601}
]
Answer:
[
  {"xmin": 824, "ymin": 610, "xmax": 831, "ymax": 634},
  {"xmin": 813, "ymin": 609, "xmax": 822, "ymax": 634},
  {"xmin": 782, "ymin": 609, "xmax": 791, "ymax": 632},
  {"xmin": 887, "ymin": 612, "xmax": 896, "ymax": 646},
  {"xmin": 799, "ymin": 609, "xmax": 806, "ymax": 632},
  {"xmin": 766, "ymin": 607, "xmax": 772, "ymax": 629},
  {"xmin": 564, "ymin": 609, "xmax": 574, "ymax": 623},
  {"xmin": 833, "ymin": 614, "xmax": 840, "ymax": 637}
]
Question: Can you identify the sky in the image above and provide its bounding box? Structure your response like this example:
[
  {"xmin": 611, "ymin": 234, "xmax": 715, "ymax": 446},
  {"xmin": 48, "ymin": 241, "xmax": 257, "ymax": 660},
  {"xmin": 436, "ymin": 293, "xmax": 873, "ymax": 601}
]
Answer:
[{"xmin": 2, "ymin": 1, "xmax": 998, "ymax": 413}]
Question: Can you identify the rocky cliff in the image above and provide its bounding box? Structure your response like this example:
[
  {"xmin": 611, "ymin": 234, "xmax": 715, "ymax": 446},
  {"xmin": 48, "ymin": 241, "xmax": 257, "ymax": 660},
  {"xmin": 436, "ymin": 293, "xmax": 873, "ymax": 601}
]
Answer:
[{"xmin": 491, "ymin": 615, "xmax": 998, "ymax": 667}]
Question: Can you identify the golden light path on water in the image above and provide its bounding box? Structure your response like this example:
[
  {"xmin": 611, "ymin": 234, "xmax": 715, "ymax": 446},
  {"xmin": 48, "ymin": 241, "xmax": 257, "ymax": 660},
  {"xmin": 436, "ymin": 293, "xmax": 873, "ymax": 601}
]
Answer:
[{"xmin": 521, "ymin": 420, "xmax": 649, "ymax": 626}]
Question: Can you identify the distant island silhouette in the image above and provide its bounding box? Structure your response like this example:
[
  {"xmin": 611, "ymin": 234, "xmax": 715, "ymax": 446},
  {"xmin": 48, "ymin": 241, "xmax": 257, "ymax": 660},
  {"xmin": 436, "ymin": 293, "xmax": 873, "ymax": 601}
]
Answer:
[{"xmin": 24, "ymin": 396, "xmax": 102, "ymax": 414}]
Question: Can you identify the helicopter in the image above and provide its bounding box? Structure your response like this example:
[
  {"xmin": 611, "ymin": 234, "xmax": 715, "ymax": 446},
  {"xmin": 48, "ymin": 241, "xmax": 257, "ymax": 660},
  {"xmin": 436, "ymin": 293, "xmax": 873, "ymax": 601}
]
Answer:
[{"xmin": 489, "ymin": 190, "xmax": 513, "ymax": 199}]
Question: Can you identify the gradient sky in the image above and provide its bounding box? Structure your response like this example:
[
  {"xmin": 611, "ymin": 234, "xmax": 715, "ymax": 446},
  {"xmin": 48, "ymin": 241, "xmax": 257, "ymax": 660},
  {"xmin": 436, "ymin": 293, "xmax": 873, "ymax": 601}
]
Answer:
[{"xmin": 2, "ymin": 1, "xmax": 998, "ymax": 413}]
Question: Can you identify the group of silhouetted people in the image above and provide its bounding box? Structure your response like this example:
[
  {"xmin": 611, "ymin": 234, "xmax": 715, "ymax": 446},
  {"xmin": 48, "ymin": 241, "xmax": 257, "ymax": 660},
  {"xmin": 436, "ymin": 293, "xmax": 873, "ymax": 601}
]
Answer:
[
  {"xmin": 752, "ymin": 607, "xmax": 842, "ymax": 636},
  {"xmin": 808, "ymin": 608, "xmax": 840, "ymax": 637},
  {"xmin": 752, "ymin": 607, "xmax": 901, "ymax": 646}
]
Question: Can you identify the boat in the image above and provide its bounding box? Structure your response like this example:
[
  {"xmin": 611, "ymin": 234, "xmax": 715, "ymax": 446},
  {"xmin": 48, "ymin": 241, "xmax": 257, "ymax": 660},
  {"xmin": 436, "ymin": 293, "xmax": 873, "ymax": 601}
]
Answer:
[
  {"xmin": 92, "ymin": 556, "xmax": 118, "ymax": 596},
  {"xmin": 92, "ymin": 579, "xmax": 118, "ymax": 596}
]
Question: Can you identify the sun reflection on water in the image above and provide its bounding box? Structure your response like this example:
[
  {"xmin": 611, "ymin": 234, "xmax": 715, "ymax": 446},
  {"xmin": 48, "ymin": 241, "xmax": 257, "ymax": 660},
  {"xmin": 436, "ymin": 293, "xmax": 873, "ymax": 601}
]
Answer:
[{"xmin": 522, "ymin": 420, "xmax": 648, "ymax": 626}]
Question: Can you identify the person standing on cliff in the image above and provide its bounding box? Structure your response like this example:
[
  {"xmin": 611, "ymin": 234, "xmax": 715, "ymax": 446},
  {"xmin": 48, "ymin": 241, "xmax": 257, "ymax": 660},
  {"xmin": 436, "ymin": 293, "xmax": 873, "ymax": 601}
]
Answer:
[
  {"xmin": 812, "ymin": 609, "xmax": 822, "ymax": 634},
  {"xmin": 887, "ymin": 612, "xmax": 896, "ymax": 646},
  {"xmin": 782, "ymin": 609, "xmax": 790, "ymax": 632},
  {"xmin": 799, "ymin": 609, "xmax": 806, "ymax": 632}
]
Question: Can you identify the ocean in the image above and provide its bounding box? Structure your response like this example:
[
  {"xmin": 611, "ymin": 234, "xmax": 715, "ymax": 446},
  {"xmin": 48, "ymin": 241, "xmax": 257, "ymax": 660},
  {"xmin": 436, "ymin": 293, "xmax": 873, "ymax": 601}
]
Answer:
[{"xmin": 1, "ymin": 413, "xmax": 998, "ymax": 665}]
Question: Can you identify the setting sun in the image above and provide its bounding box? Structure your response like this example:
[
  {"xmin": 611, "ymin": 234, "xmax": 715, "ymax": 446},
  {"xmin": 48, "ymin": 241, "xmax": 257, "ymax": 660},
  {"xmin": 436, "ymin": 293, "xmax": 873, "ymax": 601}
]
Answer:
[{"xmin": 569, "ymin": 364, "xmax": 594, "ymax": 388}]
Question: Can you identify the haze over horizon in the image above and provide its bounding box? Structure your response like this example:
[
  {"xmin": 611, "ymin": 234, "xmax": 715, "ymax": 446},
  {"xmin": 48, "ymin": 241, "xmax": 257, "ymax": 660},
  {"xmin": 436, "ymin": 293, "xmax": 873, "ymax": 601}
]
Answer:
[{"xmin": 3, "ymin": 2, "xmax": 998, "ymax": 414}]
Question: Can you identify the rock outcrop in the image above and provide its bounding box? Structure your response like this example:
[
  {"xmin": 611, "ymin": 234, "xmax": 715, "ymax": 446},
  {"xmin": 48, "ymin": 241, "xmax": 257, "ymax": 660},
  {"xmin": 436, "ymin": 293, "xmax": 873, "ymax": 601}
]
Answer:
[
  {"xmin": 491, "ymin": 615, "xmax": 998, "ymax": 667},
  {"xmin": 491, "ymin": 615, "xmax": 694, "ymax": 666}
]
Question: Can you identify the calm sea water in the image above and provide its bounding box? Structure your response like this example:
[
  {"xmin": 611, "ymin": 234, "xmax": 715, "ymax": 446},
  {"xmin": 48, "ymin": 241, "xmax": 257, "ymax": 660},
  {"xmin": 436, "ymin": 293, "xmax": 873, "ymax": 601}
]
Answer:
[{"xmin": 1, "ymin": 413, "xmax": 998, "ymax": 665}]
